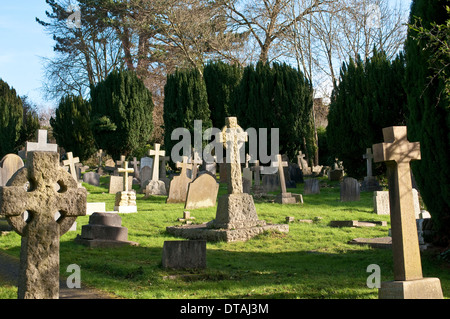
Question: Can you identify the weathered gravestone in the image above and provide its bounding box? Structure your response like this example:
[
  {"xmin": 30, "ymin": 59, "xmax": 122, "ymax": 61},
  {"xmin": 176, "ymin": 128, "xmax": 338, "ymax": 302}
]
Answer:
[
  {"xmin": 219, "ymin": 158, "xmax": 227, "ymax": 183},
  {"xmin": 114, "ymin": 161, "xmax": 137, "ymax": 213},
  {"xmin": 167, "ymin": 117, "xmax": 288, "ymax": 242},
  {"xmin": 304, "ymin": 178, "xmax": 320, "ymax": 195},
  {"xmin": 0, "ymin": 152, "xmax": 86, "ymax": 299},
  {"xmin": 161, "ymin": 240, "xmax": 206, "ymax": 269},
  {"xmin": 83, "ymin": 171, "xmax": 100, "ymax": 186},
  {"xmin": 184, "ymin": 172, "xmax": 219, "ymax": 210},
  {"xmin": 166, "ymin": 157, "xmax": 193, "ymax": 203},
  {"xmin": 0, "ymin": 154, "xmax": 24, "ymax": 187},
  {"xmin": 262, "ymin": 174, "xmax": 279, "ymax": 193},
  {"xmin": 75, "ymin": 212, "xmax": 138, "ymax": 248},
  {"xmin": 340, "ymin": 177, "xmax": 360, "ymax": 202},
  {"xmin": 130, "ymin": 157, "xmax": 140, "ymax": 179},
  {"xmin": 109, "ymin": 175, "xmax": 133, "ymax": 194},
  {"xmin": 62, "ymin": 152, "xmax": 81, "ymax": 186},
  {"xmin": 140, "ymin": 165, "xmax": 153, "ymax": 190},
  {"xmin": 297, "ymin": 151, "xmax": 311, "ymax": 175},
  {"xmin": 328, "ymin": 158, "xmax": 344, "ymax": 181},
  {"xmin": 273, "ymin": 154, "xmax": 297, "ymax": 204},
  {"xmin": 373, "ymin": 191, "xmax": 390, "ymax": 215},
  {"xmin": 250, "ymin": 160, "xmax": 264, "ymax": 194},
  {"xmin": 96, "ymin": 149, "xmax": 104, "ymax": 175},
  {"xmin": 373, "ymin": 126, "xmax": 443, "ymax": 299},
  {"xmin": 104, "ymin": 158, "xmax": 116, "ymax": 173}
]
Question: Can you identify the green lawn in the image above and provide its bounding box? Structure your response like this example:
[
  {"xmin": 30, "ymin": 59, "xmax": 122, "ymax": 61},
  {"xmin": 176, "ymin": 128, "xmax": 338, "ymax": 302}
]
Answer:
[{"xmin": 0, "ymin": 175, "xmax": 449, "ymax": 299}]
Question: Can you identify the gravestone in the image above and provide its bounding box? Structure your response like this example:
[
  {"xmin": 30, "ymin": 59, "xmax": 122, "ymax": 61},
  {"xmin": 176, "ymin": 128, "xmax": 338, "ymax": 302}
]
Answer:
[
  {"xmin": 145, "ymin": 144, "xmax": 167, "ymax": 195},
  {"xmin": 262, "ymin": 174, "xmax": 279, "ymax": 193},
  {"xmin": 242, "ymin": 168, "xmax": 252, "ymax": 194},
  {"xmin": 96, "ymin": 149, "xmax": 104, "ymax": 175},
  {"xmin": 166, "ymin": 156, "xmax": 193, "ymax": 203},
  {"xmin": 82, "ymin": 171, "xmax": 100, "ymax": 186},
  {"xmin": 250, "ymin": 160, "xmax": 264, "ymax": 194},
  {"xmin": 104, "ymin": 158, "xmax": 116, "ymax": 173},
  {"xmin": 328, "ymin": 158, "xmax": 344, "ymax": 181},
  {"xmin": 297, "ymin": 151, "xmax": 311, "ymax": 175},
  {"xmin": 166, "ymin": 117, "xmax": 288, "ymax": 242},
  {"xmin": 289, "ymin": 163, "xmax": 303, "ymax": 184},
  {"xmin": 189, "ymin": 148, "xmax": 203, "ymax": 180},
  {"xmin": 374, "ymin": 191, "xmax": 390, "ymax": 215},
  {"xmin": 273, "ymin": 154, "xmax": 297, "ymax": 204},
  {"xmin": 114, "ymin": 155, "xmax": 126, "ymax": 176},
  {"xmin": 75, "ymin": 212, "xmax": 138, "ymax": 248},
  {"xmin": 62, "ymin": 152, "xmax": 80, "ymax": 184},
  {"xmin": 25, "ymin": 129, "xmax": 58, "ymax": 153},
  {"xmin": 0, "ymin": 151, "xmax": 86, "ymax": 299},
  {"xmin": 114, "ymin": 161, "xmax": 137, "ymax": 213},
  {"xmin": 86, "ymin": 202, "xmax": 106, "ymax": 215},
  {"xmin": 361, "ymin": 148, "xmax": 382, "ymax": 191},
  {"xmin": 161, "ymin": 240, "xmax": 206, "ymax": 269},
  {"xmin": 219, "ymin": 158, "xmax": 227, "ymax": 183},
  {"xmin": 184, "ymin": 172, "xmax": 219, "ymax": 210},
  {"xmin": 130, "ymin": 157, "xmax": 140, "ymax": 179},
  {"xmin": 340, "ymin": 177, "xmax": 360, "ymax": 202},
  {"xmin": 140, "ymin": 165, "xmax": 153, "ymax": 190},
  {"xmin": 0, "ymin": 154, "xmax": 24, "ymax": 186},
  {"xmin": 373, "ymin": 126, "xmax": 443, "ymax": 299},
  {"xmin": 304, "ymin": 179, "xmax": 320, "ymax": 195},
  {"xmin": 109, "ymin": 175, "xmax": 133, "ymax": 194}
]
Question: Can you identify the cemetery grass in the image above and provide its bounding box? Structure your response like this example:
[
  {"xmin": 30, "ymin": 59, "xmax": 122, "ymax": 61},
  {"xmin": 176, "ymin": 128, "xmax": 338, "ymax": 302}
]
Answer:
[{"xmin": 0, "ymin": 176, "xmax": 449, "ymax": 299}]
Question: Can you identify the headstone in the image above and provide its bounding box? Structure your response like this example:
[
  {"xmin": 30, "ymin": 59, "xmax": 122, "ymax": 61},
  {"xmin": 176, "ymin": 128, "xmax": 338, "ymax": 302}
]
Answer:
[
  {"xmin": 130, "ymin": 157, "xmax": 140, "ymax": 179},
  {"xmin": 262, "ymin": 174, "xmax": 279, "ymax": 193},
  {"xmin": 143, "ymin": 180, "xmax": 167, "ymax": 197},
  {"xmin": 304, "ymin": 179, "xmax": 320, "ymax": 194},
  {"xmin": 361, "ymin": 148, "xmax": 382, "ymax": 191},
  {"xmin": 140, "ymin": 165, "xmax": 153, "ymax": 190},
  {"xmin": 178, "ymin": 211, "xmax": 196, "ymax": 223},
  {"xmin": 189, "ymin": 148, "xmax": 203, "ymax": 180},
  {"xmin": 143, "ymin": 144, "xmax": 168, "ymax": 196},
  {"xmin": 149, "ymin": 144, "xmax": 165, "ymax": 182},
  {"xmin": 273, "ymin": 154, "xmax": 297, "ymax": 204},
  {"xmin": 109, "ymin": 175, "xmax": 133, "ymax": 194},
  {"xmin": 96, "ymin": 149, "xmax": 104, "ymax": 175},
  {"xmin": 340, "ymin": 177, "xmax": 360, "ymax": 202},
  {"xmin": 25, "ymin": 129, "xmax": 58, "ymax": 153},
  {"xmin": 297, "ymin": 151, "xmax": 311, "ymax": 175},
  {"xmin": 114, "ymin": 161, "xmax": 137, "ymax": 213},
  {"xmin": 75, "ymin": 212, "xmax": 138, "ymax": 248},
  {"xmin": 62, "ymin": 152, "xmax": 80, "ymax": 183},
  {"xmin": 0, "ymin": 154, "xmax": 24, "ymax": 186},
  {"xmin": 185, "ymin": 172, "xmax": 219, "ymax": 209},
  {"xmin": 161, "ymin": 240, "xmax": 206, "ymax": 269},
  {"xmin": 250, "ymin": 160, "xmax": 264, "ymax": 194},
  {"xmin": 104, "ymin": 158, "xmax": 116, "ymax": 173},
  {"xmin": 289, "ymin": 163, "xmax": 304, "ymax": 184},
  {"xmin": 373, "ymin": 126, "xmax": 443, "ymax": 299},
  {"xmin": 166, "ymin": 156, "xmax": 193, "ymax": 203},
  {"xmin": 242, "ymin": 167, "xmax": 252, "ymax": 194},
  {"xmin": 328, "ymin": 158, "xmax": 344, "ymax": 181},
  {"xmin": 219, "ymin": 159, "xmax": 227, "ymax": 183},
  {"xmin": 373, "ymin": 191, "xmax": 390, "ymax": 215},
  {"xmin": 0, "ymin": 151, "xmax": 86, "ymax": 299},
  {"xmin": 82, "ymin": 171, "xmax": 100, "ymax": 186}
]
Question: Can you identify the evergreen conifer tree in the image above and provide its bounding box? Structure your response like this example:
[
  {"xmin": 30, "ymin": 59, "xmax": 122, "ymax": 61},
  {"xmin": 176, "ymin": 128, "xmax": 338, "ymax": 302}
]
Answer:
[{"xmin": 0, "ymin": 79, "xmax": 23, "ymax": 157}]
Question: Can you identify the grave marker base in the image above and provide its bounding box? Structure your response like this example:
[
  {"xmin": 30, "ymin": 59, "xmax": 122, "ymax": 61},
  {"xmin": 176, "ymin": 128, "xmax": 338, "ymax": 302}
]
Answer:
[{"xmin": 378, "ymin": 278, "xmax": 443, "ymax": 299}]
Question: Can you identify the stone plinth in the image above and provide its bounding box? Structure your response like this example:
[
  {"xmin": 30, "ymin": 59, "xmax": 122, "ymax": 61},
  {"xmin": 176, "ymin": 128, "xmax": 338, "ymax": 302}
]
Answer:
[
  {"xmin": 379, "ymin": 278, "xmax": 444, "ymax": 299},
  {"xmin": 75, "ymin": 212, "xmax": 138, "ymax": 248},
  {"xmin": 275, "ymin": 192, "xmax": 297, "ymax": 204},
  {"xmin": 114, "ymin": 191, "xmax": 137, "ymax": 213}
]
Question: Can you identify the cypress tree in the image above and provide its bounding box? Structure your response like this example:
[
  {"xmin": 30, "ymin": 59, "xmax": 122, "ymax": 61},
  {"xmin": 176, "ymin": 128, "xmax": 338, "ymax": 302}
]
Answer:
[
  {"xmin": 163, "ymin": 67, "xmax": 212, "ymax": 157},
  {"xmin": 405, "ymin": 0, "xmax": 450, "ymax": 245},
  {"xmin": 0, "ymin": 79, "xmax": 23, "ymax": 157},
  {"xmin": 90, "ymin": 70, "xmax": 154, "ymax": 159},
  {"xmin": 50, "ymin": 95, "xmax": 96, "ymax": 161},
  {"xmin": 203, "ymin": 61, "xmax": 243, "ymax": 129},
  {"xmin": 327, "ymin": 50, "xmax": 407, "ymax": 178}
]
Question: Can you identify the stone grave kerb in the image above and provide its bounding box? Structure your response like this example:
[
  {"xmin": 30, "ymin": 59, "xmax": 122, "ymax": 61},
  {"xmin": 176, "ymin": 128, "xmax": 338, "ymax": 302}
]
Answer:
[{"xmin": 0, "ymin": 151, "xmax": 86, "ymax": 299}]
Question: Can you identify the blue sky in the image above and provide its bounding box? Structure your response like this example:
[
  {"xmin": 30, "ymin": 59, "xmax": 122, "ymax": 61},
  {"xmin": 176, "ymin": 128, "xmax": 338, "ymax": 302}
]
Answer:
[{"xmin": 0, "ymin": 0, "xmax": 413, "ymax": 112}]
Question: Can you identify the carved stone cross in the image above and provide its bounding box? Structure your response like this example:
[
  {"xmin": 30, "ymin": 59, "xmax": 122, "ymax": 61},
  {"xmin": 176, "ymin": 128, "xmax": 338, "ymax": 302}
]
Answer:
[
  {"xmin": 130, "ymin": 157, "xmax": 140, "ymax": 179},
  {"xmin": 218, "ymin": 117, "xmax": 248, "ymax": 194},
  {"xmin": 363, "ymin": 148, "xmax": 374, "ymax": 177},
  {"xmin": 176, "ymin": 156, "xmax": 193, "ymax": 178},
  {"xmin": 62, "ymin": 152, "xmax": 80, "ymax": 182},
  {"xmin": 26, "ymin": 129, "xmax": 58, "ymax": 153},
  {"xmin": 117, "ymin": 161, "xmax": 134, "ymax": 192},
  {"xmin": 0, "ymin": 152, "xmax": 86, "ymax": 299},
  {"xmin": 149, "ymin": 144, "xmax": 165, "ymax": 181},
  {"xmin": 272, "ymin": 154, "xmax": 289, "ymax": 194},
  {"xmin": 250, "ymin": 160, "xmax": 263, "ymax": 186},
  {"xmin": 189, "ymin": 148, "xmax": 203, "ymax": 180}
]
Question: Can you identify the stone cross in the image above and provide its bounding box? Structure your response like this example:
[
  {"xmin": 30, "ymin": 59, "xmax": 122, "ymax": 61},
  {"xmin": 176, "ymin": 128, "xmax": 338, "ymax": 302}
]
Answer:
[
  {"xmin": 149, "ymin": 144, "xmax": 165, "ymax": 181},
  {"xmin": 130, "ymin": 157, "xmax": 140, "ymax": 179},
  {"xmin": 26, "ymin": 129, "xmax": 58, "ymax": 153},
  {"xmin": 273, "ymin": 154, "xmax": 289, "ymax": 194},
  {"xmin": 373, "ymin": 126, "xmax": 422, "ymax": 281},
  {"xmin": 176, "ymin": 156, "xmax": 193, "ymax": 178},
  {"xmin": 0, "ymin": 152, "xmax": 86, "ymax": 299},
  {"xmin": 117, "ymin": 161, "xmax": 134, "ymax": 192},
  {"xmin": 189, "ymin": 148, "xmax": 203, "ymax": 180},
  {"xmin": 251, "ymin": 160, "xmax": 263, "ymax": 186},
  {"xmin": 218, "ymin": 117, "xmax": 248, "ymax": 194},
  {"xmin": 297, "ymin": 151, "xmax": 308, "ymax": 170},
  {"xmin": 96, "ymin": 149, "xmax": 104, "ymax": 167},
  {"xmin": 62, "ymin": 152, "xmax": 80, "ymax": 182},
  {"xmin": 363, "ymin": 148, "xmax": 374, "ymax": 177}
]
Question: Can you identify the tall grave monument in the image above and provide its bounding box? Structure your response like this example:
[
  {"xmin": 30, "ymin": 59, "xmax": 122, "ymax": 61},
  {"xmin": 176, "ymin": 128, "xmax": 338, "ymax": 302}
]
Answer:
[
  {"xmin": 0, "ymin": 151, "xmax": 86, "ymax": 299},
  {"xmin": 373, "ymin": 126, "xmax": 443, "ymax": 299}
]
